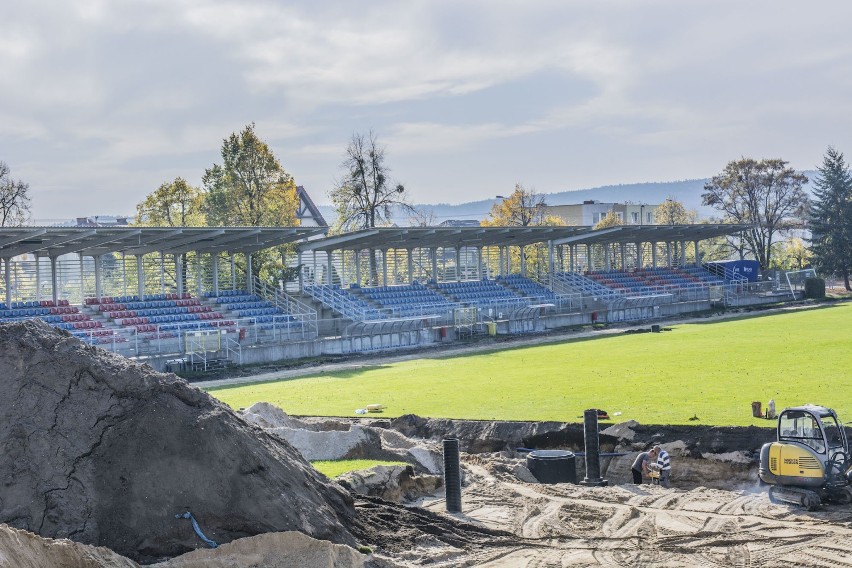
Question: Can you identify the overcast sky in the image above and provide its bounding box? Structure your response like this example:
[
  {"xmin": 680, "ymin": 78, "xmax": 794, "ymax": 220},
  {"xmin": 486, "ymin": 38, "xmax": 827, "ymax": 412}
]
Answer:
[{"xmin": 3, "ymin": 1, "xmax": 851, "ymax": 221}]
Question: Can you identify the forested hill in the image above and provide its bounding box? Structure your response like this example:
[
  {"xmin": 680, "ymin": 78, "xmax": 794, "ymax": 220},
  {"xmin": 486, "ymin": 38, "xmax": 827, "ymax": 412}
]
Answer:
[{"xmin": 316, "ymin": 171, "xmax": 818, "ymax": 226}]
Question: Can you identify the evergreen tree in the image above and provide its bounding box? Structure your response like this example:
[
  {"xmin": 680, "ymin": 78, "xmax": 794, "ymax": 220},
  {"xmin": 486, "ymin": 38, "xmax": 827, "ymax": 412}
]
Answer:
[{"xmin": 809, "ymin": 147, "xmax": 852, "ymax": 290}]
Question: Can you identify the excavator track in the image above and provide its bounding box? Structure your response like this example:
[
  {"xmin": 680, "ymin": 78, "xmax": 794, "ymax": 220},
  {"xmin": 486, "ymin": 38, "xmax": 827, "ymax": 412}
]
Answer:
[
  {"xmin": 828, "ymin": 486, "xmax": 852, "ymax": 505},
  {"xmin": 768, "ymin": 486, "xmax": 821, "ymax": 511}
]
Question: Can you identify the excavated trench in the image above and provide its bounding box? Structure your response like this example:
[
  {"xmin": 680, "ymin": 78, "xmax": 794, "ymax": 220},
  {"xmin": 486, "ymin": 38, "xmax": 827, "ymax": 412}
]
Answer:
[{"xmin": 294, "ymin": 413, "xmax": 789, "ymax": 491}]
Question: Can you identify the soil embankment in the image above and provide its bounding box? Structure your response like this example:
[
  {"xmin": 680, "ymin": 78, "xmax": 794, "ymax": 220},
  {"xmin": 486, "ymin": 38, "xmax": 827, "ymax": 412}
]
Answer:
[{"xmin": 0, "ymin": 321, "xmax": 355, "ymax": 563}]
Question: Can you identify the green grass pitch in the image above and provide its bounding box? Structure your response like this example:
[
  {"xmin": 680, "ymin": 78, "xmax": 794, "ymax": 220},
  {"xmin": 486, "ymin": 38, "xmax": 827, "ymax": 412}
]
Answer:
[
  {"xmin": 311, "ymin": 459, "xmax": 408, "ymax": 478},
  {"xmin": 208, "ymin": 302, "xmax": 852, "ymax": 427}
]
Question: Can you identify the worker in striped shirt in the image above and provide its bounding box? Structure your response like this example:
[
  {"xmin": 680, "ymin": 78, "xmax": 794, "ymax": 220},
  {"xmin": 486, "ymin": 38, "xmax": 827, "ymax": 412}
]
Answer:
[{"xmin": 649, "ymin": 445, "xmax": 672, "ymax": 487}]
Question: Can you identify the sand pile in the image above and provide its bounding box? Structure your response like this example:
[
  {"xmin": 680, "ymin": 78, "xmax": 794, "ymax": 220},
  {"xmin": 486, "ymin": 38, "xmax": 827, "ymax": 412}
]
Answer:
[
  {"xmin": 0, "ymin": 321, "xmax": 356, "ymax": 563},
  {"xmin": 0, "ymin": 523, "xmax": 382, "ymax": 568},
  {"xmin": 0, "ymin": 523, "xmax": 138, "ymax": 568}
]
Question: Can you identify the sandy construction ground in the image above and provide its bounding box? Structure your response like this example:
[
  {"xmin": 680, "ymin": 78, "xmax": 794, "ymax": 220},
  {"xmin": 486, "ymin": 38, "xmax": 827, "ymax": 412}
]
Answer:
[{"xmin": 402, "ymin": 456, "xmax": 852, "ymax": 568}]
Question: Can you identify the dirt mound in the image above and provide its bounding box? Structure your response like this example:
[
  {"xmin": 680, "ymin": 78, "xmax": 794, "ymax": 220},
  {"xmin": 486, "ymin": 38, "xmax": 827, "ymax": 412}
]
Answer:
[
  {"xmin": 0, "ymin": 321, "xmax": 355, "ymax": 563},
  {"xmin": 387, "ymin": 414, "xmax": 596, "ymax": 453},
  {"xmin": 337, "ymin": 466, "xmax": 442, "ymax": 503}
]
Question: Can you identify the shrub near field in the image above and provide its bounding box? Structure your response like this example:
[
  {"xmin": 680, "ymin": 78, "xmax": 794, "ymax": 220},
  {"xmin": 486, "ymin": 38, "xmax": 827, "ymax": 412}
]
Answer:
[{"xmin": 209, "ymin": 303, "xmax": 852, "ymax": 427}]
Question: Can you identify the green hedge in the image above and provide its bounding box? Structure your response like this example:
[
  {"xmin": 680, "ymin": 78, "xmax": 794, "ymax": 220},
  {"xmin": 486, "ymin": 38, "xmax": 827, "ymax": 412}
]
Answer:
[{"xmin": 804, "ymin": 277, "xmax": 826, "ymax": 298}]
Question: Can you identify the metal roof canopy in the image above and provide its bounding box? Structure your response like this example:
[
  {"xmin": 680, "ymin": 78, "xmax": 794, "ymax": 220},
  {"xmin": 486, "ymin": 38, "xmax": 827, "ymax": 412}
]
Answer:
[
  {"xmin": 297, "ymin": 224, "xmax": 750, "ymax": 253},
  {"xmin": 297, "ymin": 226, "xmax": 595, "ymax": 253},
  {"xmin": 550, "ymin": 224, "xmax": 751, "ymax": 246},
  {"xmin": 0, "ymin": 227, "xmax": 327, "ymax": 259}
]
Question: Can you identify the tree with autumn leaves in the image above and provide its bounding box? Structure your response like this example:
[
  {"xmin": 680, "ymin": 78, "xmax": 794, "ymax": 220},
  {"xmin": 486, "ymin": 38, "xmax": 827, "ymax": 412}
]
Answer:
[
  {"xmin": 482, "ymin": 184, "xmax": 564, "ymax": 277},
  {"xmin": 134, "ymin": 123, "xmax": 300, "ymax": 284}
]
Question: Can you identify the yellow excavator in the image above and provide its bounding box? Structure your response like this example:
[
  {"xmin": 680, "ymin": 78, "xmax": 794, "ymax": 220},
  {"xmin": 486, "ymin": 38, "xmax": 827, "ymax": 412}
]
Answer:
[{"xmin": 759, "ymin": 405, "xmax": 852, "ymax": 510}]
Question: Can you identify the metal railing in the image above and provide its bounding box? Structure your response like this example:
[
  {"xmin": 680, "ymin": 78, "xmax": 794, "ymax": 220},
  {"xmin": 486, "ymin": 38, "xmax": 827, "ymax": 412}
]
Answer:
[
  {"xmin": 68, "ymin": 312, "xmax": 315, "ymax": 360},
  {"xmin": 303, "ymin": 284, "xmax": 390, "ymax": 321},
  {"xmin": 252, "ymin": 276, "xmax": 318, "ymax": 337}
]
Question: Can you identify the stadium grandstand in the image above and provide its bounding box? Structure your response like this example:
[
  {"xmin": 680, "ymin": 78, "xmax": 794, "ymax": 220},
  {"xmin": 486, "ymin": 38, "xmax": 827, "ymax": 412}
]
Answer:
[{"xmin": 0, "ymin": 223, "xmax": 798, "ymax": 372}]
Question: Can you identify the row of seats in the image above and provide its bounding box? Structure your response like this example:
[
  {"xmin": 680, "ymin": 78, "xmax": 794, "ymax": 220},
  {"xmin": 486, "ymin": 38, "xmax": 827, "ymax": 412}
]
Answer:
[
  {"xmin": 224, "ymin": 301, "xmax": 268, "ymax": 311},
  {"xmin": 361, "ymin": 284, "xmax": 451, "ymax": 313},
  {"xmin": 155, "ymin": 320, "xmax": 236, "ymax": 332},
  {"xmin": 438, "ymin": 280, "xmax": 520, "ymax": 304},
  {"xmin": 587, "ymin": 267, "xmax": 724, "ymax": 294},
  {"xmin": 0, "ymin": 299, "xmax": 71, "ymax": 309},
  {"xmin": 119, "ymin": 312, "xmax": 225, "ymax": 326},
  {"xmin": 235, "ymin": 308, "xmax": 283, "ymax": 318},
  {"xmin": 213, "ymin": 294, "xmax": 261, "ymax": 304},
  {"xmin": 0, "ymin": 306, "xmax": 80, "ymax": 317},
  {"xmin": 106, "ymin": 306, "xmax": 211, "ymax": 319},
  {"xmin": 497, "ymin": 275, "xmax": 558, "ymax": 300},
  {"xmin": 97, "ymin": 299, "xmax": 201, "ymax": 311},
  {"xmin": 84, "ymin": 293, "xmax": 191, "ymax": 305},
  {"xmin": 204, "ymin": 289, "xmax": 249, "ymax": 298},
  {"xmin": 53, "ymin": 321, "xmax": 103, "ymax": 330},
  {"xmin": 61, "ymin": 314, "xmax": 91, "ymax": 322}
]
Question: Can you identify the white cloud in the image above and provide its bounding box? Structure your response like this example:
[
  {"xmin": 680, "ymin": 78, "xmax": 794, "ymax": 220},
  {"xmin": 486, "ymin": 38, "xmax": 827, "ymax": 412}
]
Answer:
[{"xmin": 4, "ymin": 0, "xmax": 852, "ymax": 217}]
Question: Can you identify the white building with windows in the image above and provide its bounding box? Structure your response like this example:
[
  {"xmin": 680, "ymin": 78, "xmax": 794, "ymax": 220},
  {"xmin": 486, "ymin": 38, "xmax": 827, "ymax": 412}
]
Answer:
[{"xmin": 544, "ymin": 201, "xmax": 660, "ymax": 226}]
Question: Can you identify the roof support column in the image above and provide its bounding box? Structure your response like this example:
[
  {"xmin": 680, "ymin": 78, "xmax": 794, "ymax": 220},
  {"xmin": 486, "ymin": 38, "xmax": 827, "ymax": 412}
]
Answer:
[
  {"xmin": 604, "ymin": 245, "xmax": 611, "ymax": 271},
  {"xmin": 429, "ymin": 248, "xmax": 437, "ymax": 283},
  {"xmin": 50, "ymin": 256, "xmax": 59, "ymax": 305},
  {"xmin": 326, "ymin": 251, "xmax": 333, "ymax": 286},
  {"xmin": 94, "ymin": 254, "xmax": 102, "ymax": 300},
  {"xmin": 478, "ymin": 247, "xmax": 484, "ymax": 280},
  {"xmin": 520, "ymin": 245, "xmax": 526, "ymax": 277},
  {"xmin": 548, "ymin": 240, "xmax": 555, "ymax": 279},
  {"xmin": 137, "ymin": 255, "xmax": 145, "ymax": 299},
  {"xmin": 382, "ymin": 249, "xmax": 388, "ymax": 286},
  {"xmin": 498, "ymin": 247, "xmax": 504, "ymax": 277},
  {"xmin": 355, "ymin": 249, "xmax": 361, "ymax": 287},
  {"xmin": 196, "ymin": 253, "xmax": 203, "ymax": 298},
  {"xmin": 666, "ymin": 242, "xmax": 673, "ymax": 268},
  {"xmin": 454, "ymin": 247, "xmax": 461, "ymax": 282},
  {"xmin": 619, "ymin": 242, "xmax": 626, "ymax": 270},
  {"xmin": 652, "ymin": 242, "xmax": 658, "ymax": 268},
  {"xmin": 246, "ymin": 252, "xmax": 253, "ymax": 293},
  {"xmin": 6, "ymin": 258, "xmax": 13, "ymax": 307},
  {"xmin": 159, "ymin": 251, "xmax": 165, "ymax": 295},
  {"xmin": 121, "ymin": 252, "xmax": 127, "ymax": 297},
  {"xmin": 175, "ymin": 254, "xmax": 183, "ymax": 298},
  {"xmin": 505, "ymin": 246, "xmax": 511, "ymax": 275},
  {"xmin": 35, "ymin": 256, "xmax": 41, "ymax": 302},
  {"xmin": 231, "ymin": 253, "xmax": 237, "ymax": 290},
  {"xmin": 79, "ymin": 253, "xmax": 85, "ymax": 303},
  {"xmin": 635, "ymin": 242, "xmax": 642, "ymax": 269},
  {"xmin": 569, "ymin": 244, "xmax": 575, "ymax": 273},
  {"xmin": 694, "ymin": 240, "xmax": 700, "ymax": 267},
  {"xmin": 586, "ymin": 244, "xmax": 592, "ymax": 273},
  {"xmin": 407, "ymin": 249, "xmax": 413, "ymax": 284},
  {"xmin": 391, "ymin": 249, "xmax": 398, "ymax": 285},
  {"xmin": 297, "ymin": 250, "xmax": 304, "ymax": 291},
  {"xmin": 212, "ymin": 253, "xmax": 220, "ymax": 296},
  {"xmin": 680, "ymin": 240, "xmax": 686, "ymax": 267}
]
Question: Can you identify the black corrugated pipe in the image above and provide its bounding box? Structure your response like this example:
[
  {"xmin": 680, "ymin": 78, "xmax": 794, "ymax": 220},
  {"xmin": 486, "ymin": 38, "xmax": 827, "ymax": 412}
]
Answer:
[
  {"xmin": 580, "ymin": 409, "xmax": 608, "ymax": 487},
  {"xmin": 443, "ymin": 438, "xmax": 462, "ymax": 513}
]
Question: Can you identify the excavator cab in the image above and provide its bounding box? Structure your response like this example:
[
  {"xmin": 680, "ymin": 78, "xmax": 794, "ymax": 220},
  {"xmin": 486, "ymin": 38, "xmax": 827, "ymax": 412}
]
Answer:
[{"xmin": 759, "ymin": 405, "xmax": 852, "ymax": 509}]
